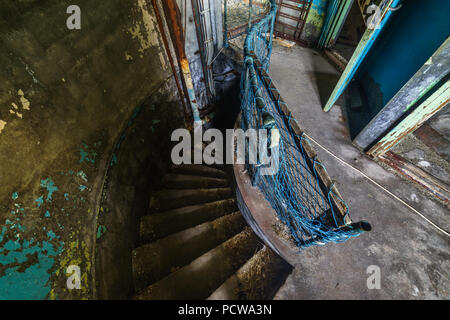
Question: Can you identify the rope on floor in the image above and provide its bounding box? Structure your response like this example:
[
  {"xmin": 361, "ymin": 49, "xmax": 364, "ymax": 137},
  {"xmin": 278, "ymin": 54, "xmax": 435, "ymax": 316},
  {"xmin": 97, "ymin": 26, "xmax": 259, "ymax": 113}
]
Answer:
[{"xmin": 304, "ymin": 133, "xmax": 450, "ymax": 238}]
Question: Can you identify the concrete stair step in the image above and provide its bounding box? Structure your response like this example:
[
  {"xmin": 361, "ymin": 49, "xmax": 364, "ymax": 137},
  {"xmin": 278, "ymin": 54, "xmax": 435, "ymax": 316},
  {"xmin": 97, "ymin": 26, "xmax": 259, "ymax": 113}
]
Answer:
[
  {"xmin": 207, "ymin": 246, "xmax": 293, "ymax": 300},
  {"xmin": 133, "ymin": 227, "xmax": 260, "ymax": 300},
  {"xmin": 140, "ymin": 198, "xmax": 238, "ymax": 243},
  {"xmin": 169, "ymin": 164, "xmax": 228, "ymax": 179},
  {"xmin": 148, "ymin": 187, "xmax": 233, "ymax": 213},
  {"xmin": 161, "ymin": 174, "xmax": 229, "ymax": 189},
  {"xmin": 132, "ymin": 212, "xmax": 246, "ymax": 291}
]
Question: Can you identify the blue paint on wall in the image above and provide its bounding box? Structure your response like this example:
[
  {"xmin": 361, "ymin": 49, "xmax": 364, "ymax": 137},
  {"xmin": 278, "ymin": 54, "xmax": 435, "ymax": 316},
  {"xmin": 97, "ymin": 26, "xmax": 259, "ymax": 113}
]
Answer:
[
  {"xmin": 345, "ymin": 0, "xmax": 450, "ymax": 138},
  {"xmin": 358, "ymin": 0, "xmax": 450, "ymax": 111},
  {"xmin": 40, "ymin": 178, "xmax": 59, "ymax": 202},
  {"xmin": 0, "ymin": 209, "xmax": 64, "ymax": 299},
  {"xmin": 35, "ymin": 196, "xmax": 44, "ymax": 208},
  {"xmin": 79, "ymin": 143, "xmax": 97, "ymax": 164},
  {"xmin": 312, "ymin": 0, "xmax": 328, "ymax": 16},
  {"xmin": 0, "ymin": 239, "xmax": 63, "ymax": 299}
]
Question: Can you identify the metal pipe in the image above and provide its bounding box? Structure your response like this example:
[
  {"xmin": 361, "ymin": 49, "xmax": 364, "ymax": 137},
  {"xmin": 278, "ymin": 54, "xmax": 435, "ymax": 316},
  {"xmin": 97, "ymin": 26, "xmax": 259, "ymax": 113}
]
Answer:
[
  {"xmin": 150, "ymin": 0, "xmax": 189, "ymax": 123},
  {"xmin": 191, "ymin": 0, "xmax": 211, "ymax": 101},
  {"xmin": 162, "ymin": 0, "xmax": 202, "ymax": 124},
  {"xmin": 223, "ymin": 0, "xmax": 228, "ymax": 47}
]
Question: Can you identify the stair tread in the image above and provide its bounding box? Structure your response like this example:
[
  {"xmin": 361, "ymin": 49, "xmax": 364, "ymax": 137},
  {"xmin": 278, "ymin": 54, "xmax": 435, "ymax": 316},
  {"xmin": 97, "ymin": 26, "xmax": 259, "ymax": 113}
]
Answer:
[
  {"xmin": 140, "ymin": 198, "xmax": 238, "ymax": 243},
  {"xmin": 161, "ymin": 173, "xmax": 229, "ymax": 189},
  {"xmin": 207, "ymin": 246, "xmax": 292, "ymax": 300},
  {"xmin": 170, "ymin": 164, "xmax": 227, "ymax": 179},
  {"xmin": 133, "ymin": 212, "xmax": 246, "ymax": 290},
  {"xmin": 149, "ymin": 187, "xmax": 233, "ymax": 213},
  {"xmin": 133, "ymin": 227, "xmax": 259, "ymax": 300}
]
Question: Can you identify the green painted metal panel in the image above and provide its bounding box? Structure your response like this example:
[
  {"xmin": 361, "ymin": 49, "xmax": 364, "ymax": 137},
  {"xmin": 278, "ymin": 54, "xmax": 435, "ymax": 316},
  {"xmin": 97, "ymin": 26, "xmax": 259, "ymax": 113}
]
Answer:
[
  {"xmin": 368, "ymin": 80, "xmax": 450, "ymax": 157},
  {"xmin": 323, "ymin": 0, "xmax": 397, "ymax": 112}
]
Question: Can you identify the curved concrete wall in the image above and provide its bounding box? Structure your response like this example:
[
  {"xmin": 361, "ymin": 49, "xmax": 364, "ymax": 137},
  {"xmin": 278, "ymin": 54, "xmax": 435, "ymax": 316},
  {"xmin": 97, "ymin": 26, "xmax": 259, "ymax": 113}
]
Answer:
[{"xmin": 0, "ymin": 0, "xmax": 184, "ymax": 299}]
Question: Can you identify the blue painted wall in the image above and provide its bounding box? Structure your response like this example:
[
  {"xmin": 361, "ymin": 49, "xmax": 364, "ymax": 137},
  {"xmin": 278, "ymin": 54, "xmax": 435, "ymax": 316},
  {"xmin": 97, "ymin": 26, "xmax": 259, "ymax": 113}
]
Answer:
[
  {"xmin": 360, "ymin": 0, "xmax": 449, "ymax": 111},
  {"xmin": 346, "ymin": 0, "xmax": 450, "ymax": 137}
]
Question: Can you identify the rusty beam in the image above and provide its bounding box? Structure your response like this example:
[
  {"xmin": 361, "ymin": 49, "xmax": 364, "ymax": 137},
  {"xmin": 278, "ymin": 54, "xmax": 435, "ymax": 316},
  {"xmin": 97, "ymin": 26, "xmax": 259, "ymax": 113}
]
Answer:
[{"xmin": 324, "ymin": 49, "xmax": 348, "ymax": 73}]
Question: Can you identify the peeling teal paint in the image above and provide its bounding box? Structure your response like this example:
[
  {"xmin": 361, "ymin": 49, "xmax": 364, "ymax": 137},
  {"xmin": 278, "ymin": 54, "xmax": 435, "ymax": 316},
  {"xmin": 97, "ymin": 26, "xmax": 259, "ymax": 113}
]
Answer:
[
  {"xmin": 64, "ymin": 193, "xmax": 69, "ymax": 201},
  {"xmin": 77, "ymin": 170, "xmax": 88, "ymax": 182},
  {"xmin": 44, "ymin": 211, "xmax": 51, "ymax": 218},
  {"xmin": 110, "ymin": 154, "xmax": 118, "ymax": 167},
  {"xmin": 0, "ymin": 239, "xmax": 63, "ymax": 299},
  {"xmin": 79, "ymin": 185, "xmax": 88, "ymax": 192},
  {"xmin": 40, "ymin": 178, "xmax": 58, "ymax": 202},
  {"xmin": 35, "ymin": 196, "xmax": 44, "ymax": 208},
  {"xmin": 47, "ymin": 230, "xmax": 57, "ymax": 240},
  {"xmin": 0, "ymin": 208, "xmax": 64, "ymax": 300},
  {"xmin": 96, "ymin": 225, "xmax": 107, "ymax": 239},
  {"xmin": 11, "ymin": 192, "xmax": 19, "ymax": 200},
  {"xmin": 312, "ymin": 0, "xmax": 327, "ymax": 16},
  {"xmin": 79, "ymin": 143, "xmax": 97, "ymax": 164}
]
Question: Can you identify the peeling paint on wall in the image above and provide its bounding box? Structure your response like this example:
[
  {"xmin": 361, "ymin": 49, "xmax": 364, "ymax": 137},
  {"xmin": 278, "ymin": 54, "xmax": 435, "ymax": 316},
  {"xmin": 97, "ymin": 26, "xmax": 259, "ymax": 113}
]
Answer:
[
  {"xmin": 18, "ymin": 89, "xmax": 31, "ymax": 110},
  {"xmin": 127, "ymin": 0, "xmax": 167, "ymax": 69},
  {"xmin": 0, "ymin": 120, "xmax": 6, "ymax": 134},
  {"xmin": 0, "ymin": 197, "xmax": 64, "ymax": 299}
]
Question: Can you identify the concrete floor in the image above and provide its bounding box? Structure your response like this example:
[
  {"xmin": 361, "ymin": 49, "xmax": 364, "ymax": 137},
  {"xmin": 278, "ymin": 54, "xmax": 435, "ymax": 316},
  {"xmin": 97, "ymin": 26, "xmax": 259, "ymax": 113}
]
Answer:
[{"xmin": 267, "ymin": 43, "xmax": 450, "ymax": 300}]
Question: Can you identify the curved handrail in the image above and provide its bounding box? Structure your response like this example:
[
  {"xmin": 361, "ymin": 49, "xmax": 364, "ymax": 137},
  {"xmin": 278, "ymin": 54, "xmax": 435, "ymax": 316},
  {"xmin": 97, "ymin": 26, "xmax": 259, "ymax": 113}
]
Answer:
[{"xmin": 238, "ymin": 0, "xmax": 370, "ymax": 249}]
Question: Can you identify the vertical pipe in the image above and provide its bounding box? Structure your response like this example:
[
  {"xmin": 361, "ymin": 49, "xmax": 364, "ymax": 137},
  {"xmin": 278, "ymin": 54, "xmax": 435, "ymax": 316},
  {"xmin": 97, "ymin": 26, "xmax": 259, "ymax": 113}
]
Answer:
[
  {"xmin": 151, "ymin": 0, "xmax": 189, "ymax": 123},
  {"xmin": 191, "ymin": 0, "xmax": 212, "ymax": 101},
  {"xmin": 162, "ymin": 0, "xmax": 202, "ymax": 124},
  {"xmin": 223, "ymin": 0, "xmax": 229, "ymax": 47}
]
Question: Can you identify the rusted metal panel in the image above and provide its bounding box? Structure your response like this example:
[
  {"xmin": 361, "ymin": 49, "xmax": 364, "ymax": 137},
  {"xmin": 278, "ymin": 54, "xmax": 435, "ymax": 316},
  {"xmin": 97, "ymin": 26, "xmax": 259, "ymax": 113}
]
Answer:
[{"xmin": 367, "ymin": 79, "xmax": 450, "ymax": 157}]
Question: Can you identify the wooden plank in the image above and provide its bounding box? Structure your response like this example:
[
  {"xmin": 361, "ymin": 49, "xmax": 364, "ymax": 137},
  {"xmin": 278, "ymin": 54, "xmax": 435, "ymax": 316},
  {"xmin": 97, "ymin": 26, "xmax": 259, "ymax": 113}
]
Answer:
[
  {"xmin": 355, "ymin": 38, "xmax": 450, "ymax": 150},
  {"xmin": 367, "ymin": 80, "xmax": 450, "ymax": 157}
]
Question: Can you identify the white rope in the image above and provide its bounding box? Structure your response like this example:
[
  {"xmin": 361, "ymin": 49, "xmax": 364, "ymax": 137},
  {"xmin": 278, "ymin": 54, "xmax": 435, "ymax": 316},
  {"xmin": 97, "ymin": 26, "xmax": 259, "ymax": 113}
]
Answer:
[{"xmin": 304, "ymin": 133, "xmax": 450, "ymax": 237}]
